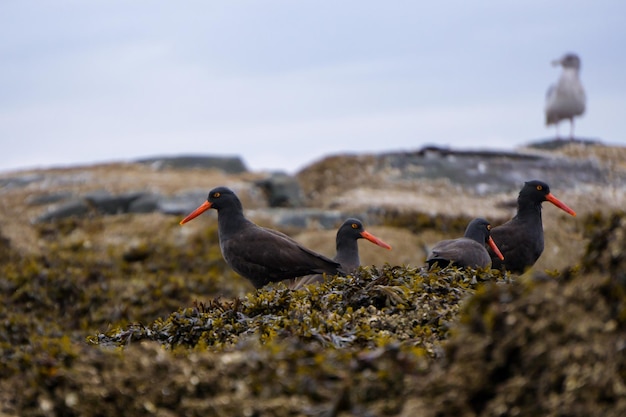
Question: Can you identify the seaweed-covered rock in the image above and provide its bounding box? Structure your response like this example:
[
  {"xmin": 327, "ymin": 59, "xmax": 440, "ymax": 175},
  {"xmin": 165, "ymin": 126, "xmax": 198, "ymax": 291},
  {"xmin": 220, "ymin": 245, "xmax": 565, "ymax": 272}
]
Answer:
[
  {"xmin": 3, "ymin": 263, "xmax": 503, "ymax": 417},
  {"xmin": 581, "ymin": 210, "xmax": 626, "ymax": 285},
  {"xmin": 91, "ymin": 266, "xmax": 503, "ymax": 355},
  {"xmin": 402, "ymin": 212, "xmax": 626, "ymax": 417},
  {"xmin": 1, "ymin": 188, "xmax": 625, "ymax": 416},
  {"xmin": 0, "ymin": 228, "xmax": 15, "ymax": 263}
]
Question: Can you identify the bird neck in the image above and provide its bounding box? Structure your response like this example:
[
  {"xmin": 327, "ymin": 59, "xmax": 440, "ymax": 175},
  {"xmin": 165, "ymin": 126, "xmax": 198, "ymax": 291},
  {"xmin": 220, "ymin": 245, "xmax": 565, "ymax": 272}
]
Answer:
[
  {"xmin": 217, "ymin": 208, "xmax": 251, "ymax": 240},
  {"xmin": 514, "ymin": 197, "xmax": 543, "ymax": 222},
  {"xmin": 334, "ymin": 238, "xmax": 360, "ymax": 272},
  {"xmin": 560, "ymin": 67, "xmax": 581, "ymax": 82},
  {"xmin": 464, "ymin": 228, "xmax": 486, "ymax": 245}
]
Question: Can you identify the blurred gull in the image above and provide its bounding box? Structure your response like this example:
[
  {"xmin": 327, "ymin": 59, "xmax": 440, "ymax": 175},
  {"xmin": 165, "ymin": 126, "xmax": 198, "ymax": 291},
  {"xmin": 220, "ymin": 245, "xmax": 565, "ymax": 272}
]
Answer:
[{"xmin": 544, "ymin": 53, "xmax": 586, "ymax": 140}]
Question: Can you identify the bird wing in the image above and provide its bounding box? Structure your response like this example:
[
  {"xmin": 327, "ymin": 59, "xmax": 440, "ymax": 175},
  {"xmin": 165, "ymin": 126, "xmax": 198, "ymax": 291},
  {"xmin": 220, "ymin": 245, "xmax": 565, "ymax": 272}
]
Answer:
[
  {"xmin": 222, "ymin": 226, "xmax": 340, "ymax": 284},
  {"xmin": 545, "ymin": 83, "xmax": 560, "ymax": 123},
  {"xmin": 545, "ymin": 84, "xmax": 556, "ymax": 100},
  {"xmin": 427, "ymin": 238, "xmax": 490, "ymax": 268},
  {"xmin": 426, "ymin": 238, "xmax": 455, "ymax": 262},
  {"xmin": 545, "ymin": 75, "xmax": 586, "ymax": 124},
  {"xmin": 489, "ymin": 220, "xmax": 543, "ymax": 272}
]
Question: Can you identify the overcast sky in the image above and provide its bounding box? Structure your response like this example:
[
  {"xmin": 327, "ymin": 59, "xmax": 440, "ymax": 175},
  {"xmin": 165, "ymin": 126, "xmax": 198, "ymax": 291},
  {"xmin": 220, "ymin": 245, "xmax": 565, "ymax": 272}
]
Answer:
[{"xmin": 1, "ymin": 1, "xmax": 624, "ymax": 174}]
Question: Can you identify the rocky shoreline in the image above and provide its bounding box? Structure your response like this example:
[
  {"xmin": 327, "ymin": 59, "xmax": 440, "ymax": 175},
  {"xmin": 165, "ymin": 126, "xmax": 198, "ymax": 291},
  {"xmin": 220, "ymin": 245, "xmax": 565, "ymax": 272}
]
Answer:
[
  {"xmin": 2, "ymin": 139, "xmax": 623, "ymax": 223},
  {"xmin": 1, "ymin": 139, "xmax": 625, "ymax": 416}
]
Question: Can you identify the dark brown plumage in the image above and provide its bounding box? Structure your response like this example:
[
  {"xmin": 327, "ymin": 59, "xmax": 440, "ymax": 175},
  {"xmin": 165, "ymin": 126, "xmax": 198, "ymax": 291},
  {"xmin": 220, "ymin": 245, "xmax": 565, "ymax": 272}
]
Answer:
[
  {"xmin": 488, "ymin": 180, "xmax": 576, "ymax": 273},
  {"xmin": 180, "ymin": 187, "xmax": 341, "ymax": 289},
  {"xmin": 426, "ymin": 218, "xmax": 504, "ymax": 269}
]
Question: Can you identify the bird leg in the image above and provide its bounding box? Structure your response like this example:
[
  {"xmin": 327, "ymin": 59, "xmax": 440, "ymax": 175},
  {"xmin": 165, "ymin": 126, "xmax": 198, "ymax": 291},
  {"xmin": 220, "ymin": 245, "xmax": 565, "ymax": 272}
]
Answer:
[
  {"xmin": 569, "ymin": 118, "xmax": 575, "ymax": 141},
  {"xmin": 555, "ymin": 123, "xmax": 561, "ymax": 140}
]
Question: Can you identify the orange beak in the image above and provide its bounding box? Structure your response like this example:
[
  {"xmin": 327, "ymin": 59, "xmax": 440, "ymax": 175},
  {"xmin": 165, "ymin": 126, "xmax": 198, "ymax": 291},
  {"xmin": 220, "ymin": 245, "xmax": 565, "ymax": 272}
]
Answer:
[
  {"xmin": 360, "ymin": 230, "xmax": 392, "ymax": 250},
  {"xmin": 545, "ymin": 193, "xmax": 576, "ymax": 217},
  {"xmin": 180, "ymin": 201, "xmax": 213, "ymax": 225},
  {"xmin": 487, "ymin": 236, "xmax": 505, "ymax": 261}
]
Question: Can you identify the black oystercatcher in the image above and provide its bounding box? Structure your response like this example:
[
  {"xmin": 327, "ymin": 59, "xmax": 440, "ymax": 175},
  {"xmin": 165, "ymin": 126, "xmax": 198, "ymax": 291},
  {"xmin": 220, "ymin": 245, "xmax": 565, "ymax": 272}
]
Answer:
[
  {"xmin": 545, "ymin": 53, "xmax": 586, "ymax": 140},
  {"xmin": 489, "ymin": 180, "xmax": 576, "ymax": 274},
  {"xmin": 180, "ymin": 187, "xmax": 342, "ymax": 289},
  {"xmin": 334, "ymin": 218, "xmax": 392, "ymax": 272},
  {"xmin": 426, "ymin": 218, "xmax": 504, "ymax": 269},
  {"xmin": 290, "ymin": 218, "xmax": 392, "ymax": 289}
]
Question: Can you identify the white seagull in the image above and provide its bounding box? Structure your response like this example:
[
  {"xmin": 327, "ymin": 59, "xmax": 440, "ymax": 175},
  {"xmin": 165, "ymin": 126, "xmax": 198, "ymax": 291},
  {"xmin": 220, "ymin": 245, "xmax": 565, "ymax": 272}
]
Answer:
[{"xmin": 544, "ymin": 53, "xmax": 586, "ymax": 140}]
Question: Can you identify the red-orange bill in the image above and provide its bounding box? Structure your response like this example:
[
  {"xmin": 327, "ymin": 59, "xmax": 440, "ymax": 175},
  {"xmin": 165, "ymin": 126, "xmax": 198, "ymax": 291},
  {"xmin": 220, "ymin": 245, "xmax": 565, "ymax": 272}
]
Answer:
[
  {"xmin": 488, "ymin": 236, "xmax": 505, "ymax": 260},
  {"xmin": 361, "ymin": 231, "xmax": 392, "ymax": 250},
  {"xmin": 180, "ymin": 201, "xmax": 212, "ymax": 225},
  {"xmin": 546, "ymin": 193, "xmax": 576, "ymax": 217}
]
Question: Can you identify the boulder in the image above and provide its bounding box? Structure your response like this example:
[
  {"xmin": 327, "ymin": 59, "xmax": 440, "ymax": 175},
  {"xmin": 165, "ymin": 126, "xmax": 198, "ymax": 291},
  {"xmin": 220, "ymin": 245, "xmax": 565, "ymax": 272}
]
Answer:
[
  {"xmin": 255, "ymin": 172, "xmax": 304, "ymax": 207},
  {"xmin": 135, "ymin": 155, "xmax": 247, "ymax": 174}
]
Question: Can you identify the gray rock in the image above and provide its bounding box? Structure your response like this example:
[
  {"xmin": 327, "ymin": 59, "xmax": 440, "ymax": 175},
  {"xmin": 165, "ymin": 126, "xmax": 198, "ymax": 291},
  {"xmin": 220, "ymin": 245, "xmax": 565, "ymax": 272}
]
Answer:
[
  {"xmin": 255, "ymin": 172, "xmax": 304, "ymax": 207},
  {"xmin": 0, "ymin": 174, "xmax": 44, "ymax": 190},
  {"xmin": 157, "ymin": 191, "xmax": 212, "ymax": 216},
  {"xmin": 253, "ymin": 208, "xmax": 347, "ymax": 229},
  {"xmin": 26, "ymin": 192, "xmax": 74, "ymax": 206},
  {"xmin": 36, "ymin": 200, "xmax": 91, "ymax": 222},
  {"xmin": 135, "ymin": 155, "xmax": 247, "ymax": 174},
  {"xmin": 84, "ymin": 191, "xmax": 147, "ymax": 215},
  {"xmin": 374, "ymin": 146, "xmax": 615, "ymax": 194},
  {"xmin": 526, "ymin": 138, "xmax": 602, "ymax": 151},
  {"xmin": 128, "ymin": 194, "xmax": 161, "ymax": 213},
  {"xmin": 35, "ymin": 191, "xmax": 155, "ymax": 222}
]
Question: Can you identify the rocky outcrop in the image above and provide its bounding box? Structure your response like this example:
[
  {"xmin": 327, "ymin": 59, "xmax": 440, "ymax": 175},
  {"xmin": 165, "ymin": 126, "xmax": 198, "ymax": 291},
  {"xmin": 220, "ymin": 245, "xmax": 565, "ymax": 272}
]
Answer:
[
  {"xmin": 255, "ymin": 172, "xmax": 305, "ymax": 208},
  {"xmin": 8, "ymin": 140, "xmax": 623, "ymax": 230},
  {"xmin": 33, "ymin": 190, "xmax": 211, "ymax": 222},
  {"xmin": 135, "ymin": 155, "xmax": 247, "ymax": 174},
  {"xmin": 298, "ymin": 142, "xmax": 623, "ymax": 200}
]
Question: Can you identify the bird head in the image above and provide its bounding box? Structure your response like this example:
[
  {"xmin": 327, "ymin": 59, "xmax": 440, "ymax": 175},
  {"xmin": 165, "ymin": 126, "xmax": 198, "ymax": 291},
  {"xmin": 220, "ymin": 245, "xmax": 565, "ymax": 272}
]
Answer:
[
  {"xmin": 522, "ymin": 180, "xmax": 576, "ymax": 216},
  {"xmin": 180, "ymin": 186, "xmax": 241, "ymax": 224},
  {"xmin": 551, "ymin": 53, "xmax": 581, "ymax": 70}
]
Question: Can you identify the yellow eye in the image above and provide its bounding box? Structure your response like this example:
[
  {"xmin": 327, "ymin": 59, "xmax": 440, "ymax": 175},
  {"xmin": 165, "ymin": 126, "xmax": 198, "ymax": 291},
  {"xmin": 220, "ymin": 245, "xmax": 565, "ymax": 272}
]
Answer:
[
  {"xmin": 351, "ymin": 223, "xmax": 358, "ymax": 229},
  {"xmin": 487, "ymin": 224, "xmax": 492, "ymax": 231},
  {"xmin": 213, "ymin": 192, "xmax": 221, "ymax": 198},
  {"xmin": 536, "ymin": 185, "xmax": 543, "ymax": 191}
]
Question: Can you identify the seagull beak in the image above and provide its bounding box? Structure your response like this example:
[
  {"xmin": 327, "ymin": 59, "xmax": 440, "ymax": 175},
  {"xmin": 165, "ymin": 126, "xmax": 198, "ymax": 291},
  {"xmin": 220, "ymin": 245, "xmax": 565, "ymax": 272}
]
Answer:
[
  {"xmin": 551, "ymin": 58, "xmax": 563, "ymax": 67},
  {"xmin": 545, "ymin": 193, "xmax": 576, "ymax": 217},
  {"xmin": 180, "ymin": 200, "xmax": 213, "ymax": 225},
  {"xmin": 487, "ymin": 236, "xmax": 505, "ymax": 261},
  {"xmin": 360, "ymin": 230, "xmax": 392, "ymax": 250}
]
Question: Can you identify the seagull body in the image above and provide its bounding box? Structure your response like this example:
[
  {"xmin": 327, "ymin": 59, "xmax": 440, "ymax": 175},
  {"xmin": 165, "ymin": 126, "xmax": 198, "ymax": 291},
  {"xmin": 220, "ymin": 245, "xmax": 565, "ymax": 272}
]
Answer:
[{"xmin": 545, "ymin": 53, "xmax": 586, "ymax": 140}]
